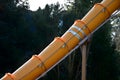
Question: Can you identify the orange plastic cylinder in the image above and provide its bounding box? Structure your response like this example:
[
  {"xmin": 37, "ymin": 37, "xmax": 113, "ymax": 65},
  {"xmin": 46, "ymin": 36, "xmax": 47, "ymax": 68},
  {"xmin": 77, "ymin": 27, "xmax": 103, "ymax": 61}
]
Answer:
[
  {"xmin": 13, "ymin": 55, "xmax": 46, "ymax": 80},
  {"xmin": 82, "ymin": 0, "xmax": 120, "ymax": 32},
  {"xmin": 1, "ymin": 0, "xmax": 120, "ymax": 80},
  {"xmin": 38, "ymin": 37, "xmax": 69, "ymax": 69},
  {"xmin": 1, "ymin": 73, "xmax": 15, "ymax": 80}
]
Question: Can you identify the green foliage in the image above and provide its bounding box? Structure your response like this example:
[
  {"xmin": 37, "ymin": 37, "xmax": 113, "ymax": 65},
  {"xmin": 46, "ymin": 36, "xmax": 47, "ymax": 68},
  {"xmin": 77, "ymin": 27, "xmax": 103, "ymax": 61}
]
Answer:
[
  {"xmin": 0, "ymin": 0, "xmax": 63, "ymax": 77},
  {"xmin": 0, "ymin": 0, "xmax": 27, "ymax": 76},
  {"xmin": 87, "ymin": 23, "xmax": 119, "ymax": 80},
  {"xmin": 0, "ymin": 0, "xmax": 119, "ymax": 80}
]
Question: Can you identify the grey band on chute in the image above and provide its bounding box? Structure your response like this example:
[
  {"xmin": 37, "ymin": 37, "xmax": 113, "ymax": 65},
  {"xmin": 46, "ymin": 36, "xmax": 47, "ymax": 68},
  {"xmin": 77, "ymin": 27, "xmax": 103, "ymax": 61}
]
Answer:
[
  {"xmin": 72, "ymin": 25, "xmax": 86, "ymax": 37},
  {"xmin": 68, "ymin": 30, "xmax": 82, "ymax": 40}
]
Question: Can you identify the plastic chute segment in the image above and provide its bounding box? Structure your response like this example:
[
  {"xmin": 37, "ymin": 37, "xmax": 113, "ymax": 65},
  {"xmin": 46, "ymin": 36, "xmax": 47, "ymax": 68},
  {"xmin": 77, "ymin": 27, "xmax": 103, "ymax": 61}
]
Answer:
[
  {"xmin": 32, "ymin": 55, "xmax": 47, "ymax": 71},
  {"xmin": 74, "ymin": 20, "xmax": 91, "ymax": 34},
  {"xmin": 54, "ymin": 37, "xmax": 70, "ymax": 52},
  {"xmin": 1, "ymin": 73, "xmax": 15, "ymax": 80},
  {"xmin": 94, "ymin": 3, "xmax": 111, "ymax": 17}
]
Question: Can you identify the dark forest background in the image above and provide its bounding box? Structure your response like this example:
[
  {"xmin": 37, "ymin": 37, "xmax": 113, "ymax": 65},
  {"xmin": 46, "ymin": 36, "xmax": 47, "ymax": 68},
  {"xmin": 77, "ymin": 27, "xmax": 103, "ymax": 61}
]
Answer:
[{"xmin": 0, "ymin": 0, "xmax": 120, "ymax": 80}]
